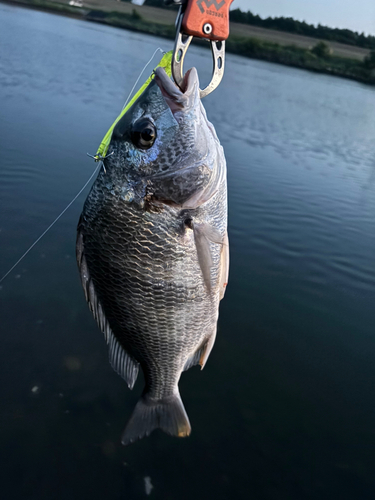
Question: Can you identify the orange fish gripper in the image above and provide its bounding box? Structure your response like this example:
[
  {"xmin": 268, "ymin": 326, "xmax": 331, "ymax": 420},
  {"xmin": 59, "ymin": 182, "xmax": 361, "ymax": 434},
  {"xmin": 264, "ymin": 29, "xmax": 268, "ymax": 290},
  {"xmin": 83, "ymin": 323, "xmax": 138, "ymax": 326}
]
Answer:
[{"xmin": 171, "ymin": 0, "xmax": 234, "ymax": 98}]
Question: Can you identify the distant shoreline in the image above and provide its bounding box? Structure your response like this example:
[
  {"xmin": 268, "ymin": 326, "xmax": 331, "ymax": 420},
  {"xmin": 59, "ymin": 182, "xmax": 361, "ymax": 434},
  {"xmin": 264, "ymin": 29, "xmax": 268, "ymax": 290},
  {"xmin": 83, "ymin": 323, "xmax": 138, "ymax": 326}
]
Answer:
[
  {"xmin": 1, "ymin": 0, "xmax": 86, "ymax": 20},
  {"xmin": 2, "ymin": 0, "xmax": 374, "ymax": 86}
]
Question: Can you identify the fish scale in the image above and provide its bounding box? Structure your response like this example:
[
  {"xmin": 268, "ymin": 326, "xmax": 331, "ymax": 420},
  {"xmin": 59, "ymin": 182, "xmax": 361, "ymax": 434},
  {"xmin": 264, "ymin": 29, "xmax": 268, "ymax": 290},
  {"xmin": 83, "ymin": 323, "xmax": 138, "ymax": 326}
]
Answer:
[
  {"xmin": 77, "ymin": 66, "xmax": 228, "ymax": 444},
  {"xmin": 81, "ymin": 192, "xmax": 222, "ymax": 384}
]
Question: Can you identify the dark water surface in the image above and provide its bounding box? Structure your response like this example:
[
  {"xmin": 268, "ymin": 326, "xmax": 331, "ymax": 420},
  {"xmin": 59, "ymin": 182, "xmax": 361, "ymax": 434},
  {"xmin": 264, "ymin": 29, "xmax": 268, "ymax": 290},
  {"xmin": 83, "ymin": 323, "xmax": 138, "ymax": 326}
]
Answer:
[{"xmin": 1, "ymin": 4, "xmax": 375, "ymax": 499}]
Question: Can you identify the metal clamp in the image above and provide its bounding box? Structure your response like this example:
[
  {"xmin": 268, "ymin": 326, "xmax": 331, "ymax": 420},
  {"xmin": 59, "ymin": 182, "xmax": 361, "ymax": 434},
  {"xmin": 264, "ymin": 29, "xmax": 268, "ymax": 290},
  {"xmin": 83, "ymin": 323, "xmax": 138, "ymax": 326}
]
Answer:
[{"xmin": 171, "ymin": 0, "xmax": 232, "ymax": 98}]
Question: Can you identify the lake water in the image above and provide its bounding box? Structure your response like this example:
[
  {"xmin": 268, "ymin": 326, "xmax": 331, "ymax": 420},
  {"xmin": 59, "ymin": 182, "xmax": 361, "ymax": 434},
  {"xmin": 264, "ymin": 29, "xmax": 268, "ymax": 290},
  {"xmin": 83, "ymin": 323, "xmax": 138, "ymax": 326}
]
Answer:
[{"xmin": 1, "ymin": 4, "xmax": 375, "ymax": 499}]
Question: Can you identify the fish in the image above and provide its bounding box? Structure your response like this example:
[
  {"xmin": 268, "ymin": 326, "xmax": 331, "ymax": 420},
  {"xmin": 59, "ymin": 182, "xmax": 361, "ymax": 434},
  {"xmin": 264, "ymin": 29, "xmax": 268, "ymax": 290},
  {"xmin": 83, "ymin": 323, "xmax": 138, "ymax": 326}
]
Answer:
[{"xmin": 76, "ymin": 62, "xmax": 229, "ymax": 445}]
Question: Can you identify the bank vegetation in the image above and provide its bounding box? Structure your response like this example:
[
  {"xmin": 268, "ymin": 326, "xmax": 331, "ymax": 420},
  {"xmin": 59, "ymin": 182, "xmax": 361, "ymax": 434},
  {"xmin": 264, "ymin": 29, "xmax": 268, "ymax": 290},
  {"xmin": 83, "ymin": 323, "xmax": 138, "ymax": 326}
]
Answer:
[{"xmin": 5, "ymin": 0, "xmax": 375, "ymax": 85}]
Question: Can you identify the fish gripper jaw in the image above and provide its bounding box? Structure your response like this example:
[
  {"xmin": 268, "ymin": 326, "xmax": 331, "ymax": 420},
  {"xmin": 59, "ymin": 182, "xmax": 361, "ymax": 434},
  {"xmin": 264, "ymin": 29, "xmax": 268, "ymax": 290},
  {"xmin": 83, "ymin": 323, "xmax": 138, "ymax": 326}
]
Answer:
[{"xmin": 171, "ymin": 0, "xmax": 233, "ymax": 98}]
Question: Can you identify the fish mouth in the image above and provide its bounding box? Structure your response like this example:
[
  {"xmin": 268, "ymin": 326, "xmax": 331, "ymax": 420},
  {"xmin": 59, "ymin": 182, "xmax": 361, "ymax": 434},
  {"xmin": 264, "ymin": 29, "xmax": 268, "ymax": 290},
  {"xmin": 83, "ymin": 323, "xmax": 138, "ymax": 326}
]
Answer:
[{"xmin": 154, "ymin": 67, "xmax": 199, "ymax": 113}]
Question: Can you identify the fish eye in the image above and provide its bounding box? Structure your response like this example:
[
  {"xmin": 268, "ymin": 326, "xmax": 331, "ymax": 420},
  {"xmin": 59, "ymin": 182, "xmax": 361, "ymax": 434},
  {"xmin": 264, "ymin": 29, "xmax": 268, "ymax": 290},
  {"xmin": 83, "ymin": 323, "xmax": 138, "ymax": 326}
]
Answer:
[{"xmin": 131, "ymin": 119, "xmax": 156, "ymax": 149}]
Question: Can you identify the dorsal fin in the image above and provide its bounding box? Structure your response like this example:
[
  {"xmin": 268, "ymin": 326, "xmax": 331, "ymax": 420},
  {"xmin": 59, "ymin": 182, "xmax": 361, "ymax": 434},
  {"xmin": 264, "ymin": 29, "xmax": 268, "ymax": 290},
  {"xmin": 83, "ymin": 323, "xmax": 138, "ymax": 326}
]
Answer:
[
  {"xmin": 108, "ymin": 330, "xmax": 139, "ymax": 390},
  {"xmin": 76, "ymin": 227, "xmax": 139, "ymax": 389}
]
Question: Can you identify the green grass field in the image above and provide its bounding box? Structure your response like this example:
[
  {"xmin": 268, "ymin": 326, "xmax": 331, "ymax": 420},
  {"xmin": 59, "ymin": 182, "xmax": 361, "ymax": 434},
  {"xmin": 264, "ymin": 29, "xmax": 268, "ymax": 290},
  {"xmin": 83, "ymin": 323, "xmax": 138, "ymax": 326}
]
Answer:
[{"xmin": 3, "ymin": 0, "xmax": 375, "ymax": 85}]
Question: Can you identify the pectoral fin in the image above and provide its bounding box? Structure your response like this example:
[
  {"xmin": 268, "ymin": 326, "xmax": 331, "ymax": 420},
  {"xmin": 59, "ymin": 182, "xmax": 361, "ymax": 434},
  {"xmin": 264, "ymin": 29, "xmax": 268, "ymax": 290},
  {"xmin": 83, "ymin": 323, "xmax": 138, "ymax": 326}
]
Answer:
[
  {"xmin": 192, "ymin": 222, "xmax": 223, "ymax": 291},
  {"xmin": 219, "ymin": 231, "xmax": 229, "ymax": 300}
]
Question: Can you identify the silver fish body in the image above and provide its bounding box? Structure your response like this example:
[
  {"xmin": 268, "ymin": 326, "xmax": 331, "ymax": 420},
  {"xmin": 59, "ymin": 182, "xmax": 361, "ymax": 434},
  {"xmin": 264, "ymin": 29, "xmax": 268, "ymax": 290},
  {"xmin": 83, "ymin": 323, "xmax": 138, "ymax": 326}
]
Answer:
[{"xmin": 77, "ymin": 67, "xmax": 229, "ymax": 444}]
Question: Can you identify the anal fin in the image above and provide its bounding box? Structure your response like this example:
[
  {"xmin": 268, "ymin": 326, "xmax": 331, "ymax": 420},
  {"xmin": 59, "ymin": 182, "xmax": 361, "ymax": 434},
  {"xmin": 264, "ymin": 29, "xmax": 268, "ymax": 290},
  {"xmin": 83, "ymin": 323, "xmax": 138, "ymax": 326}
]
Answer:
[
  {"xmin": 183, "ymin": 345, "xmax": 206, "ymax": 371},
  {"xmin": 183, "ymin": 330, "xmax": 217, "ymax": 371},
  {"xmin": 199, "ymin": 330, "xmax": 216, "ymax": 369}
]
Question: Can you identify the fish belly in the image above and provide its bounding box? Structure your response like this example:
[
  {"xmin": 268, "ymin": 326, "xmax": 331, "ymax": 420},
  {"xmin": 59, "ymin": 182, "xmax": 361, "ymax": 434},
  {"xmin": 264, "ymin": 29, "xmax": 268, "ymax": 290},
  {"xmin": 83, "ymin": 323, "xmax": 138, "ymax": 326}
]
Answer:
[{"xmin": 80, "ymin": 187, "xmax": 225, "ymax": 398}]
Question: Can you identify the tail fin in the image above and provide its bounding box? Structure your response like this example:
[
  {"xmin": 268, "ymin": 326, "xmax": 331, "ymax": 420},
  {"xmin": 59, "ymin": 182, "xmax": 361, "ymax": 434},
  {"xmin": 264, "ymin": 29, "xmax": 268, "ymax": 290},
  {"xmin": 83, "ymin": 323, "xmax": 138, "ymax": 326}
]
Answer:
[{"xmin": 121, "ymin": 391, "xmax": 191, "ymax": 445}]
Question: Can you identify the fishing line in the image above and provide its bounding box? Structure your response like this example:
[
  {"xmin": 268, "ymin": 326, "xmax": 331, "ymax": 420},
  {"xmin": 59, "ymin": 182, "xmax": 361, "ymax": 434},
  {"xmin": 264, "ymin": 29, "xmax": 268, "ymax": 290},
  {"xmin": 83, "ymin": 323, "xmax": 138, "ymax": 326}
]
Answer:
[
  {"xmin": 121, "ymin": 47, "xmax": 165, "ymax": 111},
  {"xmin": 0, "ymin": 162, "xmax": 101, "ymax": 284},
  {"xmin": 0, "ymin": 48, "xmax": 166, "ymax": 284}
]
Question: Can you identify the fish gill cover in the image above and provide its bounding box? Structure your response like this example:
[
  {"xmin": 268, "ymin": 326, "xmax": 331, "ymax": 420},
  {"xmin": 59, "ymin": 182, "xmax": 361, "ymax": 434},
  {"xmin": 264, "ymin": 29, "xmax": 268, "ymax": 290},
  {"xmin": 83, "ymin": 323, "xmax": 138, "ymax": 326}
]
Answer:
[{"xmin": 96, "ymin": 50, "xmax": 173, "ymax": 159}]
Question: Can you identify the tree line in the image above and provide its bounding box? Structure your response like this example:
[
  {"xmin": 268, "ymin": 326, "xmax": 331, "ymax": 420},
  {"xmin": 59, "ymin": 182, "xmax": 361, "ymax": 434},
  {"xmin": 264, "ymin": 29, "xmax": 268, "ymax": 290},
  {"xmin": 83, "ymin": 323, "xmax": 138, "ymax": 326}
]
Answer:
[
  {"xmin": 229, "ymin": 9, "xmax": 375, "ymax": 49},
  {"xmin": 142, "ymin": 1, "xmax": 375, "ymax": 49}
]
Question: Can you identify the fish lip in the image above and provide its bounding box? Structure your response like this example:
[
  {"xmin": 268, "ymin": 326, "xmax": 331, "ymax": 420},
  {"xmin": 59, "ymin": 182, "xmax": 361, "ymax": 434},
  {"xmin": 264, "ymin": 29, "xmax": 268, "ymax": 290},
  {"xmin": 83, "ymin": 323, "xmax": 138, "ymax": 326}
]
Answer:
[{"xmin": 154, "ymin": 67, "xmax": 199, "ymax": 112}]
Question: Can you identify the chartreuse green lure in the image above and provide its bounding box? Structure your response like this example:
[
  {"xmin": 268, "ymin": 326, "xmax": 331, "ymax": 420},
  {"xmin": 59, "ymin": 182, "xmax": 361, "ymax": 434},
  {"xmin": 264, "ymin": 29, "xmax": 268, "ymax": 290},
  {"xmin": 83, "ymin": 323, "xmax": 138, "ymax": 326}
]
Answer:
[{"xmin": 95, "ymin": 50, "xmax": 173, "ymax": 160}]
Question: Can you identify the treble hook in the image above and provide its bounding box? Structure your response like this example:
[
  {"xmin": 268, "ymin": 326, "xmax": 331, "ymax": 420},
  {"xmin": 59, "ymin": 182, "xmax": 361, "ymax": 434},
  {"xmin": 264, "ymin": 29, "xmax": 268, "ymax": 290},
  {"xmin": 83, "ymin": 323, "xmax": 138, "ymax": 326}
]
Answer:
[{"xmin": 87, "ymin": 151, "xmax": 114, "ymax": 173}]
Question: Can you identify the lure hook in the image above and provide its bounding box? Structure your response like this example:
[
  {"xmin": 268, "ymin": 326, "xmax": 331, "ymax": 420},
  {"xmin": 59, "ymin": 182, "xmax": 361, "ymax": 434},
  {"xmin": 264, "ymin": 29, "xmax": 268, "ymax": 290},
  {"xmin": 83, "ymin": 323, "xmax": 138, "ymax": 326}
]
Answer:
[{"xmin": 86, "ymin": 151, "xmax": 114, "ymax": 162}]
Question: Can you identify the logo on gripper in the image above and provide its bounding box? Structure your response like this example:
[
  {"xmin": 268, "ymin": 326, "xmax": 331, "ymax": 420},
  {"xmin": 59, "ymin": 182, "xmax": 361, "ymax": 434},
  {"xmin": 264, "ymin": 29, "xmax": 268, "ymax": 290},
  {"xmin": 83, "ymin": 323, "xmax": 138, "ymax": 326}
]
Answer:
[{"xmin": 197, "ymin": 0, "xmax": 225, "ymax": 14}]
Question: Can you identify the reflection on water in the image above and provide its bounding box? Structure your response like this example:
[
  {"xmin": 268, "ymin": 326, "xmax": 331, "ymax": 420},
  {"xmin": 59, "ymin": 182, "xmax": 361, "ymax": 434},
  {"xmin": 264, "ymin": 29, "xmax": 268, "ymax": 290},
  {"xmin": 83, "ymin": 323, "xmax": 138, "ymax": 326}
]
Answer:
[{"xmin": 0, "ymin": 3, "xmax": 375, "ymax": 499}]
